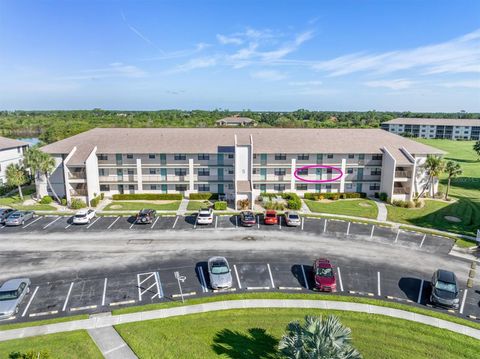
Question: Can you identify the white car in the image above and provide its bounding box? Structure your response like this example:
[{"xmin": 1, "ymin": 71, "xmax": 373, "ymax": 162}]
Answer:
[
  {"xmin": 284, "ymin": 211, "xmax": 301, "ymax": 227},
  {"xmin": 197, "ymin": 208, "xmax": 213, "ymax": 225},
  {"xmin": 72, "ymin": 209, "xmax": 96, "ymax": 225}
]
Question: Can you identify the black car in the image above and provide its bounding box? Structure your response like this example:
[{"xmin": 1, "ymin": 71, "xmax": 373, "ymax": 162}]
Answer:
[
  {"xmin": 430, "ymin": 269, "xmax": 459, "ymax": 309},
  {"xmin": 0, "ymin": 209, "xmax": 15, "ymax": 224},
  {"xmin": 240, "ymin": 211, "xmax": 256, "ymax": 227},
  {"xmin": 136, "ymin": 209, "xmax": 156, "ymax": 224}
]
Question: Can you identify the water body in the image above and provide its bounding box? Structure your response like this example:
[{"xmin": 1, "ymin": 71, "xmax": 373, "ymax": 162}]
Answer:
[{"xmin": 17, "ymin": 137, "xmax": 40, "ymax": 146}]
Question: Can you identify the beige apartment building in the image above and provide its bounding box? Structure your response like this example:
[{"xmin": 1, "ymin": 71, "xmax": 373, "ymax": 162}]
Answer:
[{"xmin": 38, "ymin": 128, "xmax": 443, "ymax": 206}]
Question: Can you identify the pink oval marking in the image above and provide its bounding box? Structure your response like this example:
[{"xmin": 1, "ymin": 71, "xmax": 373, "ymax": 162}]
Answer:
[{"xmin": 293, "ymin": 164, "xmax": 344, "ymax": 183}]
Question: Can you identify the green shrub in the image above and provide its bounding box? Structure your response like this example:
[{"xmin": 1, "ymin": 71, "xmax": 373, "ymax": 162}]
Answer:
[
  {"xmin": 237, "ymin": 199, "xmax": 250, "ymax": 210},
  {"xmin": 90, "ymin": 195, "xmax": 102, "ymax": 207},
  {"xmin": 70, "ymin": 198, "xmax": 87, "ymax": 209},
  {"xmin": 260, "ymin": 192, "xmax": 279, "ymax": 199},
  {"xmin": 407, "ymin": 200, "xmax": 416, "ymax": 208},
  {"xmin": 61, "ymin": 198, "xmax": 67, "ymax": 206},
  {"xmin": 39, "ymin": 195, "xmax": 53, "ymax": 204},
  {"xmin": 112, "ymin": 193, "xmax": 183, "ymax": 200},
  {"xmin": 214, "ymin": 201, "xmax": 227, "ymax": 210},
  {"xmin": 189, "ymin": 192, "xmax": 219, "ymax": 200},
  {"xmin": 304, "ymin": 192, "xmax": 366, "ymax": 200},
  {"xmin": 282, "ymin": 192, "xmax": 302, "ymax": 210},
  {"xmin": 264, "ymin": 200, "xmax": 286, "ymax": 210},
  {"xmin": 379, "ymin": 192, "xmax": 388, "ymax": 201},
  {"xmin": 100, "ymin": 193, "xmax": 105, "ymax": 200}
]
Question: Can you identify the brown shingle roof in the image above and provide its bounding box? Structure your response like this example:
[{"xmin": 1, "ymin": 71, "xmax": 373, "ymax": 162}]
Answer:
[
  {"xmin": 41, "ymin": 128, "xmax": 443, "ymax": 156},
  {"xmin": 383, "ymin": 118, "xmax": 480, "ymax": 126},
  {"xmin": 0, "ymin": 136, "xmax": 29, "ymax": 151}
]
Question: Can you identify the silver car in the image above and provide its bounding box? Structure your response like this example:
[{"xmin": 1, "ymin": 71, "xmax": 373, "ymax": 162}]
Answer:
[
  {"xmin": 285, "ymin": 211, "xmax": 301, "ymax": 226},
  {"xmin": 0, "ymin": 278, "xmax": 31, "ymax": 319},
  {"xmin": 5, "ymin": 211, "xmax": 34, "ymax": 226},
  {"xmin": 208, "ymin": 256, "xmax": 233, "ymax": 290},
  {"xmin": 0, "ymin": 208, "xmax": 16, "ymax": 224}
]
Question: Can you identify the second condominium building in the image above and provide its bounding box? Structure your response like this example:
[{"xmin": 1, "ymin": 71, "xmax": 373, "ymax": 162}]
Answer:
[{"xmin": 39, "ymin": 128, "xmax": 443, "ymax": 207}]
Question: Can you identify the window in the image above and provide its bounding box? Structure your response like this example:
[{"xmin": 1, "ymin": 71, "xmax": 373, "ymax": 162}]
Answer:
[
  {"xmin": 227, "ymin": 154, "xmax": 234, "ymax": 159},
  {"xmin": 327, "ymin": 154, "xmax": 333, "ymax": 159},
  {"xmin": 174, "ymin": 154, "xmax": 186, "ymax": 161},
  {"xmin": 253, "ymin": 168, "xmax": 258, "ymax": 174},
  {"xmin": 149, "ymin": 154, "xmax": 155, "ymax": 159},
  {"xmin": 228, "ymin": 168, "xmax": 234, "ymax": 174},
  {"xmin": 227, "ymin": 183, "xmax": 234, "ymax": 189},
  {"xmin": 99, "ymin": 168, "xmax": 107, "ymax": 176},
  {"xmin": 127, "ymin": 169, "xmax": 134, "ymax": 175},
  {"xmin": 198, "ymin": 184, "xmax": 210, "ymax": 192},
  {"xmin": 369, "ymin": 183, "xmax": 380, "ymax": 191},
  {"xmin": 274, "ymin": 168, "xmax": 286, "ymax": 176},
  {"xmin": 326, "ymin": 184, "xmax": 332, "ymax": 191},
  {"xmin": 296, "ymin": 184, "xmax": 308, "ymax": 191},
  {"xmin": 371, "ymin": 168, "xmax": 381, "ymax": 176},
  {"xmin": 348, "ymin": 154, "xmax": 354, "ymax": 159},
  {"xmin": 346, "ymin": 183, "xmax": 353, "ymax": 190},
  {"xmin": 98, "ymin": 154, "xmax": 108, "ymax": 161},
  {"xmin": 372, "ymin": 154, "xmax": 383, "ymax": 161},
  {"xmin": 151, "ymin": 185, "xmax": 157, "ymax": 190},
  {"xmin": 347, "ymin": 168, "xmax": 354, "ymax": 174},
  {"xmin": 326, "ymin": 168, "xmax": 332, "ymax": 174},
  {"xmin": 358, "ymin": 154, "xmax": 365, "ymax": 160},
  {"xmin": 275, "ymin": 153, "xmax": 286, "ymax": 160},
  {"xmin": 274, "ymin": 184, "xmax": 285, "ymax": 192},
  {"xmin": 176, "ymin": 185, "xmax": 187, "ymax": 192},
  {"xmin": 100, "ymin": 184, "xmax": 110, "ymax": 191},
  {"xmin": 128, "ymin": 185, "xmax": 135, "ymax": 190},
  {"xmin": 198, "ymin": 168, "xmax": 210, "ymax": 176},
  {"xmin": 297, "ymin": 154, "xmax": 309, "ymax": 160},
  {"xmin": 175, "ymin": 168, "xmax": 187, "ymax": 176},
  {"xmin": 296, "ymin": 168, "xmax": 308, "ymax": 176},
  {"xmin": 198, "ymin": 154, "xmax": 210, "ymax": 161},
  {"xmin": 127, "ymin": 154, "xmax": 133, "ymax": 159},
  {"xmin": 149, "ymin": 169, "xmax": 156, "ymax": 175}
]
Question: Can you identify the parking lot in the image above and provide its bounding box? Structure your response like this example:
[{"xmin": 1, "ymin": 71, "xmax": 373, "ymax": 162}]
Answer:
[
  {"xmin": 0, "ymin": 214, "xmax": 454, "ymax": 254},
  {"xmin": 6, "ymin": 253, "xmax": 479, "ymax": 324}
]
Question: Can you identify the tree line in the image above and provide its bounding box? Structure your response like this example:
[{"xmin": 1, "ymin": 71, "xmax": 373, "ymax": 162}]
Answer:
[{"xmin": 1, "ymin": 109, "xmax": 479, "ymax": 144}]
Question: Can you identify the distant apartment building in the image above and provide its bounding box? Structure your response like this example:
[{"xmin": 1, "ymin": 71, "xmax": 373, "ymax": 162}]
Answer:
[
  {"xmin": 0, "ymin": 136, "xmax": 29, "ymax": 186},
  {"xmin": 215, "ymin": 116, "xmax": 255, "ymax": 127},
  {"xmin": 38, "ymin": 128, "xmax": 443, "ymax": 207},
  {"xmin": 381, "ymin": 118, "xmax": 480, "ymax": 140}
]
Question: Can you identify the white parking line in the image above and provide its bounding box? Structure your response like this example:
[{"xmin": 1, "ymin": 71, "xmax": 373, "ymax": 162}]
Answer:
[
  {"xmin": 346, "ymin": 222, "xmax": 351, "ymax": 235},
  {"xmin": 22, "ymin": 286, "xmax": 39, "ymax": 317},
  {"xmin": 460, "ymin": 289, "xmax": 468, "ymax": 314},
  {"xmin": 267, "ymin": 263, "xmax": 275, "ymax": 288},
  {"xmin": 419, "ymin": 234, "xmax": 427, "ymax": 248},
  {"xmin": 370, "ymin": 225, "xmax": 375, "ymax": 239},
  {"xmin": 301, "ymin": 265, "xmax": 309, "ymax": 290},
  {"xmin": 172, "ymin": 216, "xmax": 179, "ymax": 229},
  {"xmin": 215, "ymin": 216, "xmax": 218, "ymax": 229},
  {"xmin": 29, "ymin": 310, "xmax": 58, "ymax": 317},
  {"xmin": 109, "ymin": 299, "xmax": 135, "ymax": 306},
  {"xmin": 279, "ymin": 216, "xmax": 282, "ymax": 229},
  {"xmin": 257, "ymin": 215, "xmax": 260, "ymax": 229},
  {"xmin": 107, "ymin": 216, "xmax": 120, "ymax": 229},
  {"xmin": 137, "ymin": 272, "xmax": 161, "ymax": 301},
  {"xmin": 301, "ymin": 217, "xmax": 304, "ymax": 231},
  {"xmin": 86, "ymin": 217, "xmax": 100, "ymax": 229},
  {"xmin": 62, "ymin": 282, "xmax": 74, "ymax": 311},
  {"xmin": 377, "ymin": 271, "xmax": 381, "ymax": 296},
  {"xmin": 337, "ymin": 267, "xmax": 344, "ymax": 292},
  {"xmin": 194, "ymin": 215, "xmax": 198, "ymax": 229},
  {"xmin": 235, "ymin": 216, "xmax": 238, "ymax": 228},
  {"xmin": 198, "ymin": 266, "xmax": 208, "ymax": 292},
  {"xmin": 417, "ymin": 279, "xmax": 424, "ymax": 303},
  {"xmin": 151, "ymin": 216, "xmax": 160, "ymax": 229},
  {"xmin": 323, "ymin": 219, "xmax": 327, "ymax": 232},
  {"xmin": 43, "ymin": 216, "xmax": 61, "ymax": 229},
  {"xmin": 129, "ymin": 219, "xmax": 137, "ymax": 229},
  {"xmin": 65, "ymin": 222, "xmax": 72, "ymax": 229},
  {"xmin": 70, "ymin": 305, "xmax": 97, "ymax": 312},
  {"xmin": 102, "ymin": 278, "xmax": 108, "ymax": 306},
  {"xmin": 394, "ymin": 229, "xmax": 401, "ymax": 243},
  {"xmin": 22, "ymin": 216, "xmax": 42, "ymax": 228},
  {"xmin": 233, "ymin": 264, "xmax": 242, "ymax": 289},
  {"xmin": 154, "ymin": 272, "xmax": 163, "ymax": 299}
]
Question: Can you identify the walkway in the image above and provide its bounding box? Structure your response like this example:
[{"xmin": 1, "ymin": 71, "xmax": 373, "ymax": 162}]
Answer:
[
  {"xmin": 176, "ymin": 198, "xmax": 189, "ymax": 215},
  {"xmin": 300, "ymin": 199, "xmax": 312, "ymax": 214},
  {"xmin": 88, "ymin": 326, "xmax": 137, "ymax": 359},
  {"xmin": 0, "ymin": 299, "xmax": 478, "ymax": 343},
  {"xmin": 371, "ymin": 198, "xmax": 388, "ymax": 221}
]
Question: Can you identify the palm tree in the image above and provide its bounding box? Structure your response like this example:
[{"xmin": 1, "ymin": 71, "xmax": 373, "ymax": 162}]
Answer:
[
  {"xmin": 5, "ymin": 164, "xmax": 27, "ymax": 201},
  {"xmin": 278, "ymin": 315, "xmax": 362, "ymax": 359},
  {"xmin": 24, "ymin": 146, "xmax": 44, "ymax": 196},
  {"xmin": 444, "ymin": 161, "xmax": 462, "ymax": 200},
  {"xmin": 417, "ymin": 155, "xmax": 445, "ymax": 199},
  {"xmin": 37, "ymin": 152, "xmax": 61, "ymax": 203},
  {"xmin": 474, "ymin": 140, "xmax": 480, "ymax": 161}
]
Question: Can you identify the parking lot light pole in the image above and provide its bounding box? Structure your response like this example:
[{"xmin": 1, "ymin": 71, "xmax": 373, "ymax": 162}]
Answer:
[{"xmin": 174, "ymin": 271, "xmax": 186, "ymax": 303}]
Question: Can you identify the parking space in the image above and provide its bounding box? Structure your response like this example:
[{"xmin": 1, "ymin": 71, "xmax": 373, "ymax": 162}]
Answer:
[
  {"xmin": 396, "ymin": 230, "xmax": 426, "ymax": 248},
  {"xmin": 25, "ymin": 281, "xmax": 73, "ymax": 317},
  {"xmin": 151, "ymin": 216, "xmax": 177, "ymax": 230},
  {"xmin": 174, "ymin": 215, "xmax": 196, "ymax": 230},
  {"xmin": 234, "ymin": 263, "xmax": 275, "ymax": 290},
  {"xmin": 104, "ymin": 275, "xmax": 138, "ymax": 306},
  {"xmin": 136, "ymin": 271, "xmax": 163, "ymax": 302},
  {"xmin": 269, "ymin": 263, "xmax": 310, "ymax": 290},
  {"xmin": 372, "ymin": 226, "xmax": 397, "ymax": 243},
  {"xmin": 67, "ymin": 279, "xmax": 105, "ymax": 311},
  {"xmin": 159, "ymin": 265, "xmax": 204, "ymax": 296},
  {"xmin": 216, "ymin": 215, "xmax": 240, "ymax": 229},
  {"xmin": 324, "ymin": 219, "xmax": 349, "ymax": 236},
  {"xmin": 462, "ymin": 285, "xmax": 480, "ymax": 317},
  {"xmin": 380, "ymin": 270, "xmax": 428, "ymax": 304},
  {"xmin": 420, "ymin": 234, "xmax": 454, "ymax": 253},
  {"xmin": 340, "ymin": 264, "xmax": 378, "ymax": 296},
  {"xmin": 301, "ymin": 217, "xmax": 324, "ymax": 234},
  {"xmin": 348, "ymin": 222, "xmax": 373, "ymax": 237}
]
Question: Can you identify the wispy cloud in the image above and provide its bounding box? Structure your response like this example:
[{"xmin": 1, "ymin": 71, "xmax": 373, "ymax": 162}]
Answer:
[
  {"xmin": 440, "ymin": 80, "xmax": 480, "ymax": 88},
  {"xmin": 216, "ymin": 34, "xmax": 243, "ymax": 45},
  {"xmin": 167, "ymin": 57, "xmax": 217, "ymax": 73},
  {"xmin": 365, "ymin": 78, "xmax": 415, "ymax": 90},
  {"xmin": 121, "ymin": 11, "xmax": 159, "ymax": 50},
  {"xmin": 313, "ymin": 29, "xmax": 480, "ymax": 76},
  {"xmin": 62, "ymin": 62, "xmax": 146, "ymax": 80},
  {"xmin": 250, "ymin": 70, "xmax": 287, "ymax": 81},
  {"xmin": 288, "ymin": 80, "xmax": 323, "ymax": 86}
]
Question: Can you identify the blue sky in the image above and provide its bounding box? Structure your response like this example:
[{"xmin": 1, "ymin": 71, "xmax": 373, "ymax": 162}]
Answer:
[{"xmin": 0, "ymin": 0, "xmax": 479, "ymax": 111}]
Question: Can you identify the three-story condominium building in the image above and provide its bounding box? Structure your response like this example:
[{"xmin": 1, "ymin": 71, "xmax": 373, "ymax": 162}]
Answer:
[
  {"xmin": 38, "ymin": 128, "xmax": 443, "ymax": 206},
  {"xmin": 0, "ymin": 136, "xmax": 29, "ymax": 186},
  {"xmin": 381, "ymin": 118, "xmax": 480, "ymax": 140}
]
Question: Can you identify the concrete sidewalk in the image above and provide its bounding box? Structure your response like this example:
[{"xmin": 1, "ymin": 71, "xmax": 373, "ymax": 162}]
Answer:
[
  {"xmin": 88, "ymin": 326, "xmax": 137, "ymax": 359},
  {"xmin": 371, "ymin": 198, "xmax": 388, "ymax": 221},
  {"xmin": 0, "ymin": 299, "xmax": 479, "ymax": 342}
]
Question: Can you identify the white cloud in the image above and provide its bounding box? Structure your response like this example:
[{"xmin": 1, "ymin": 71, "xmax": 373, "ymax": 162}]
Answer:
[
  {"xmin": 216, "ymin": 34, "xmax": 243, "ymax": 45},
  {"xmin": 313, "ymin": 29, "xmax": 480, "ymax": 76},
  {"xmin": 288, "ymin": 80, "xmax": 323, "ymax": 86},
  {"xmin": 251, "ymin": 70, "xmax": 287, "ymax": 81},
  {"xmin": 62, "ymin": 62, "xmax": 146, "ymax": 80},
  {"xmin": 440, "ymin": 80, "xmax": 480, "ymax": 88},
  {"xmin": 364, "ymin": 79, "xmax": 415, "ymax": 90},
  {"xmin": 169, "ymin": 57, "xmax": 217, "ymax": 73}
]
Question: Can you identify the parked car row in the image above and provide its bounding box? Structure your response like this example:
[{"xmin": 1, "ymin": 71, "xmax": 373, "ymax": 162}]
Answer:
[{"xmin": 0, "ymin": 209, "xmax": 35, "ymax": 226}]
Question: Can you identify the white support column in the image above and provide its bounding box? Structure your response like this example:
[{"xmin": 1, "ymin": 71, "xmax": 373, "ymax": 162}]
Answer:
[
  {"xmin": 290, "ymin": 158, "xmax": 296, "ymax": 191},
  {"xmin": 188, "ymin": 158, "xmax": 194, "ymax": 195},
  {"xmin": 340, "ymin": 158, "xmax": 346, "ymax": 193},
  {"xmin": 136, "ymin": 158, "xmax": 143, "ymax": 193}
]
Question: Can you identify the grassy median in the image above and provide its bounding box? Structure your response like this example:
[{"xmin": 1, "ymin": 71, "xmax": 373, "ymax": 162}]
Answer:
[{"xmin": 304, "ymin": 199, "xmax": 378, "ymax": 218}]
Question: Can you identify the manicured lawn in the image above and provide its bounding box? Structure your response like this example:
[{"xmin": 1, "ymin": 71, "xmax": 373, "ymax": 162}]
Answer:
[
  {"xmin": 116, "ymin": 308, "xmax": 480, "ymax": 359},
  {"xmin": 304, "ymin": 199, "xmax": 378, "ymax": 219},
  {"xmin": 187, "ymin": 200, "xmax": 212, "ymax": 211},
  {"xmin": 103, "ymin": 200, "xmax": 181, "ymax": 211},
  {"xmin": 0, "ymin": 187, "xmax": 57, "ymax": 211},
  {"xmin": 0, "ymin": 330, "xmax": 103, "ymax": 359}
]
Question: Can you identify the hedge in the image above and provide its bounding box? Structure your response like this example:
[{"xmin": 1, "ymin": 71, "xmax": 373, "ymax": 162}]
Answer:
[
  {"xmin": 189, "ymin": 192, "xmax": 219, "ymax": 200},
  {"xmin": 39, "ymin": 195, "xmax": 53, "ymax": 204},
  {"xmin": 282, "ymin": 192, "xmax": 302, "ymax": 210},
  {"xmin": 90, "ymin": 195, "xmax": 102, "ymax": 207},
  {"xmin": 112, "ymin": 193, "xmax": 183, "ymax": 200},
  {"xmin": 214, "ymin": 201, "xmax": 227, "ymax": 210},
  {"xmin": 304, "ymin": 192, "xmax": 367, "ymax": 200},
  {"xmin": 70, "ymin": 198, "xmax": 87, "ymax": 209}
]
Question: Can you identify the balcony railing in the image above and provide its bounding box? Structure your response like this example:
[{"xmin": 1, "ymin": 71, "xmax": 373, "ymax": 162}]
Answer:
[
  {"xmin": 393, "ymin": 187, "xmax": 411, "ymax": 194},
  {"xmin": 395, "ymin": 171, "xmax": 412, "ymax": 178},
  {"xmin": 68, "ymin": 171, "xmax": 86, "ymax": 179},
  {"xmin": 70, "ymin": 189, "xmax": 87, "ymax": 196}
]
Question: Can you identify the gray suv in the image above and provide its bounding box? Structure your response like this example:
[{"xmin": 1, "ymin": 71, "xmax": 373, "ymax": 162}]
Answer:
[
  {"xmin": 430, "ymin": 269, "xmax": 459, "ymax": 309},
  {"xmin": 0, "ymin": 278, "xmax": 31, "ymax": 319}
]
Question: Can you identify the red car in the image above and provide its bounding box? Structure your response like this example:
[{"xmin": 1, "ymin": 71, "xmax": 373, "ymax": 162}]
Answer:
[
  {"xmin": 264, "ymin": 210, "xmax": 278, "ymax": 225},
  {"xmin": 313, "ymin": 258, "xmax": 337, "ymax": 292}
]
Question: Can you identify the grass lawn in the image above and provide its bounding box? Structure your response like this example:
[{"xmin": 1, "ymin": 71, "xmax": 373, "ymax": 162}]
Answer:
[
  {"xmin": 103, "ymin": 200, "xmax": 181, "ymax": 211},
  {"xmin": 115, "ymin": 308, "xmax": 480, "ymax": 359},
  {"xmin": 187, "ymin": 200, "xmax": 212, "ymax": 211},
  {"xmin": 304, "ymin": 199, "xmax": 378, "ymax": 219},
  {"xmin": 0, "ymin": 330, "xmax": 102, "ymax": 359},
  {"xmin": 0, "ymin": 187, "xmax": 57, "ymax": 211}
]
